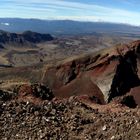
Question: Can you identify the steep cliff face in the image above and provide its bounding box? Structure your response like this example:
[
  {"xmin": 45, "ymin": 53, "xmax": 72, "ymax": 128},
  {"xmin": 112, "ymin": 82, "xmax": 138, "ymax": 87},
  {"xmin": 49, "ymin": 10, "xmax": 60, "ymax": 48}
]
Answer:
[
  {"xmin": 108, "ymin": 49, "xmax": 140, "ymax": 102},
  {"xmin": 42, "ymin": 40, "xmax": 140, "ymax": 104}
]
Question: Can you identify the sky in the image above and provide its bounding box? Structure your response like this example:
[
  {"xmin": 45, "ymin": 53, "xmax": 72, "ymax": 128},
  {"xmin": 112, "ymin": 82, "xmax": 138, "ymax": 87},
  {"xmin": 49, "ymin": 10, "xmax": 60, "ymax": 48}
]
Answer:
[{"xmin": 0, "ymin": 0, "xmax": 140, "ymax": 25}]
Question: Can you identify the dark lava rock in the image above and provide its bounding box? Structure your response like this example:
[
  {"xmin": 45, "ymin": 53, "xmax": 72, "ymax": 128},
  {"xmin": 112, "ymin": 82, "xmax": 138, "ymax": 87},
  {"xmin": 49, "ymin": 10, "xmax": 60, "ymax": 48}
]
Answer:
[
  {"xmin": 22, "ymin": 31, "xmax": 54, "ymax": 43},
  {"xmin": 31, "ymin": 84, "xmax": 54, "ymax": 100},
  {"xmin": 121, "ymin": 95, "xmax": 137, "ymax": 108},
  {"xmin": 0, "ymin": 30, "xmax": 54, "ymax": 44},
  {"xmin": 18, "ymin": 84, "xmax": 54, "ymax": 101},
  {"xmin": 0, "ymin": 90, "xmax": 16, "ymax": 101},
  {"xmin": 0, "ymin": 43, "xmax": 4, "ymax": 49}
]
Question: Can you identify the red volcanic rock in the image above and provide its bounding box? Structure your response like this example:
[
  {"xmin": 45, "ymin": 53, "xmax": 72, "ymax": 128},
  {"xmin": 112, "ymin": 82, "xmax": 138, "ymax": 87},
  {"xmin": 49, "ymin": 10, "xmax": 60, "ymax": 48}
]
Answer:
[
  {"xmin": 17, "ymin": 84, "xmax": 54, "ymax": 103},
  {"xmin": 54, "ymin": 74, "xmax": 105, "ymax": 104},
  {"xmin": 17, "ymin": 84, "xmax": 40, "ymax": 103},
  {"xmin": 0, "ymin": 40, "xmax": 140, "ymax": 105},
  {"xmin": 18, "ymin": 84, "xmax": 33, "ymax": 97},
  {"xmin": 127, "ymin": 86, "xmax": 140, "ymax": 107},
  {"xmin": 42, "ymin": 40, "xmax": 140, "ymax": 104}
]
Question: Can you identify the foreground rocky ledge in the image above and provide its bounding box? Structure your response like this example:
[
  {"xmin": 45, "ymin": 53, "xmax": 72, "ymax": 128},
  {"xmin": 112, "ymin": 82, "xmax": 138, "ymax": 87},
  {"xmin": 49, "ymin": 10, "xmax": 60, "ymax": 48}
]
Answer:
[{"xmin": 0, "ymin": 96, "xmax": 140, "ymax": 140}]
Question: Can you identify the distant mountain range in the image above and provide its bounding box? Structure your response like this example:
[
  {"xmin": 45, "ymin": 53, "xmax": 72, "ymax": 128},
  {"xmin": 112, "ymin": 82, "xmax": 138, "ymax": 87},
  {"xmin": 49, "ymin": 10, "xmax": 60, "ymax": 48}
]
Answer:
[
  {"xmin": 0, "ymin": 18, "xmax": 140, "ymax": 35},
  {"xmin": 0, "ymin": 30, "xmax": 53, "ymax": 45}
]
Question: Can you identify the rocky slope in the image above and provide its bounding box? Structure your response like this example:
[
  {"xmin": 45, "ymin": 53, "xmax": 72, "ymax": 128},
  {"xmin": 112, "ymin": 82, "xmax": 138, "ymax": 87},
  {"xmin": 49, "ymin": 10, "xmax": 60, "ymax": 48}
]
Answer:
[
  {"xmin": 0, "ymin": 40, "xmax": 140, "ymax": 105},
  {"xmin": 1, "ymin": 41, "xmax": 140, "ymax": 139},
  {"xmin": 0, "ymin": 87, "xmax": 140, "ymax": 140},
  {"xmin": 40, "ymin": 40, "xmax": 140, "ymax": 105},
  {"xmin": 0, "ymin": 30, "xmax": 138, "ymax": 67},
  {"xmin": 0, "ymin": 30, "xmax": 54, "ymax": 45}
]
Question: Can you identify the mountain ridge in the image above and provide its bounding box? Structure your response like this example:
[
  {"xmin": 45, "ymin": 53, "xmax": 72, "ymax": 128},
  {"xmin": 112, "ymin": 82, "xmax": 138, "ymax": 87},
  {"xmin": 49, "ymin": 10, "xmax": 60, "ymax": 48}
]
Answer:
[
  {"xmin": 0, "ymin": 30, "xmax": 54, "ymax": 45},
  {"xmin": 1, "ymin": 18, "xmax": 140, "ymax": 35}
]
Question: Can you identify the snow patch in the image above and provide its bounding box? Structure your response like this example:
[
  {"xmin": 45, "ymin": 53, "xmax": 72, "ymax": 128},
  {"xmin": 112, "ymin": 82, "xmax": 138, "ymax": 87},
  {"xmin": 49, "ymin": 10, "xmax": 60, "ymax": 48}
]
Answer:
[{"xmin": 1, "ymin": 22, "xmax": 10, "ymax": 26}]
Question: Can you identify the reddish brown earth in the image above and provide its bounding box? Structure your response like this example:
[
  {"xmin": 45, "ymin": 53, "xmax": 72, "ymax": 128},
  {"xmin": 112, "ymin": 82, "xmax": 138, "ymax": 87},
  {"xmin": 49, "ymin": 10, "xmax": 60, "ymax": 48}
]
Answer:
[
  {"xmin": 0, "ymin": 40, "xmax": 140, "ymax": 105},
  {"xmin": 127, "ymin": 86, "xmax": 140, "ymax": 106},
  {"xmin": 41, "ymin": 40, "xmax": 140, "ymax": 105},
  {"xmin": 1, "ymin": 88, "xmax": 140, "ymax": 140},
  {"xmin": 1, "ymin": 41, "xmax": 140, "ymax": 139}
]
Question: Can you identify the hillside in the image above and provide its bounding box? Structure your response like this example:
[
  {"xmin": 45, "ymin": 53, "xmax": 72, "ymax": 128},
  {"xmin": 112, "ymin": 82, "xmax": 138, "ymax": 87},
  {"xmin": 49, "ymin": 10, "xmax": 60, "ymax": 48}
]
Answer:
[
  {"xmin": 0, "ymin": 30, "xmax": 139, "ymax": 67},
  {"xmin": 0, "ymin": 30, "xmax": 53, "ymax": 44},
  {"xmin": 0, "ymin": 40, "xmax": 140, "ymax": 105},
  {"xmin": 0, "ymin": 40, "xmax": 140, "ymax": 140},
  {"xmin": 41, "ymin": 40, "xmax": 140, "ymax": 105}
]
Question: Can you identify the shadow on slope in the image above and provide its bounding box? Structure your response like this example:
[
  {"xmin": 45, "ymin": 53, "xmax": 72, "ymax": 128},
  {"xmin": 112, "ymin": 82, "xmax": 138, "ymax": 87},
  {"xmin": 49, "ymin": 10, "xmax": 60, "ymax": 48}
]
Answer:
[{"xmin": 109, "ymin": 49, "xmax": 140, "ymax": 102}]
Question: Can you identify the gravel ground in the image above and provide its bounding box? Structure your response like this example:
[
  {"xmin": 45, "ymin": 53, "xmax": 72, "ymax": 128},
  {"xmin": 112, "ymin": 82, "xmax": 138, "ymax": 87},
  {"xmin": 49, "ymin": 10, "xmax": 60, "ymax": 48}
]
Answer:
[{"xmin": 0, "ymin": 96, "xmax": 140, "ymax": 140}]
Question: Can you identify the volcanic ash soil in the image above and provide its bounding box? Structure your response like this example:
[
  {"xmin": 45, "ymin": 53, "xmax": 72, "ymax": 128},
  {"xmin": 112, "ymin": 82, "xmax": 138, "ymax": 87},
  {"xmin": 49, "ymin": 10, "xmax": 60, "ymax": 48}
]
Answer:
[{"xmin": 0, "ymin": 95, "xmax": 140, "ymax": 140}]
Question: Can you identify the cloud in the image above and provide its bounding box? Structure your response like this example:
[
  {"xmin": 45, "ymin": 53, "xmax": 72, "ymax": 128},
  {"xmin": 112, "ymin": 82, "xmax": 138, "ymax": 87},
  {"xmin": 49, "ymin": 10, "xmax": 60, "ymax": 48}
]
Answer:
[{"xmin": 0, "ymin": 0, "xmax": 140, "ymax": 25}]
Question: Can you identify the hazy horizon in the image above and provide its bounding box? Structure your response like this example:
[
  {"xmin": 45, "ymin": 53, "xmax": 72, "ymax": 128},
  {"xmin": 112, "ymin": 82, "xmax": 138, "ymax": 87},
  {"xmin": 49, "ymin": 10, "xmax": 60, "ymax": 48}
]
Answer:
[{"xmin": 0, "ymin": 0, "xmax": 140, "ymax": 26}]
